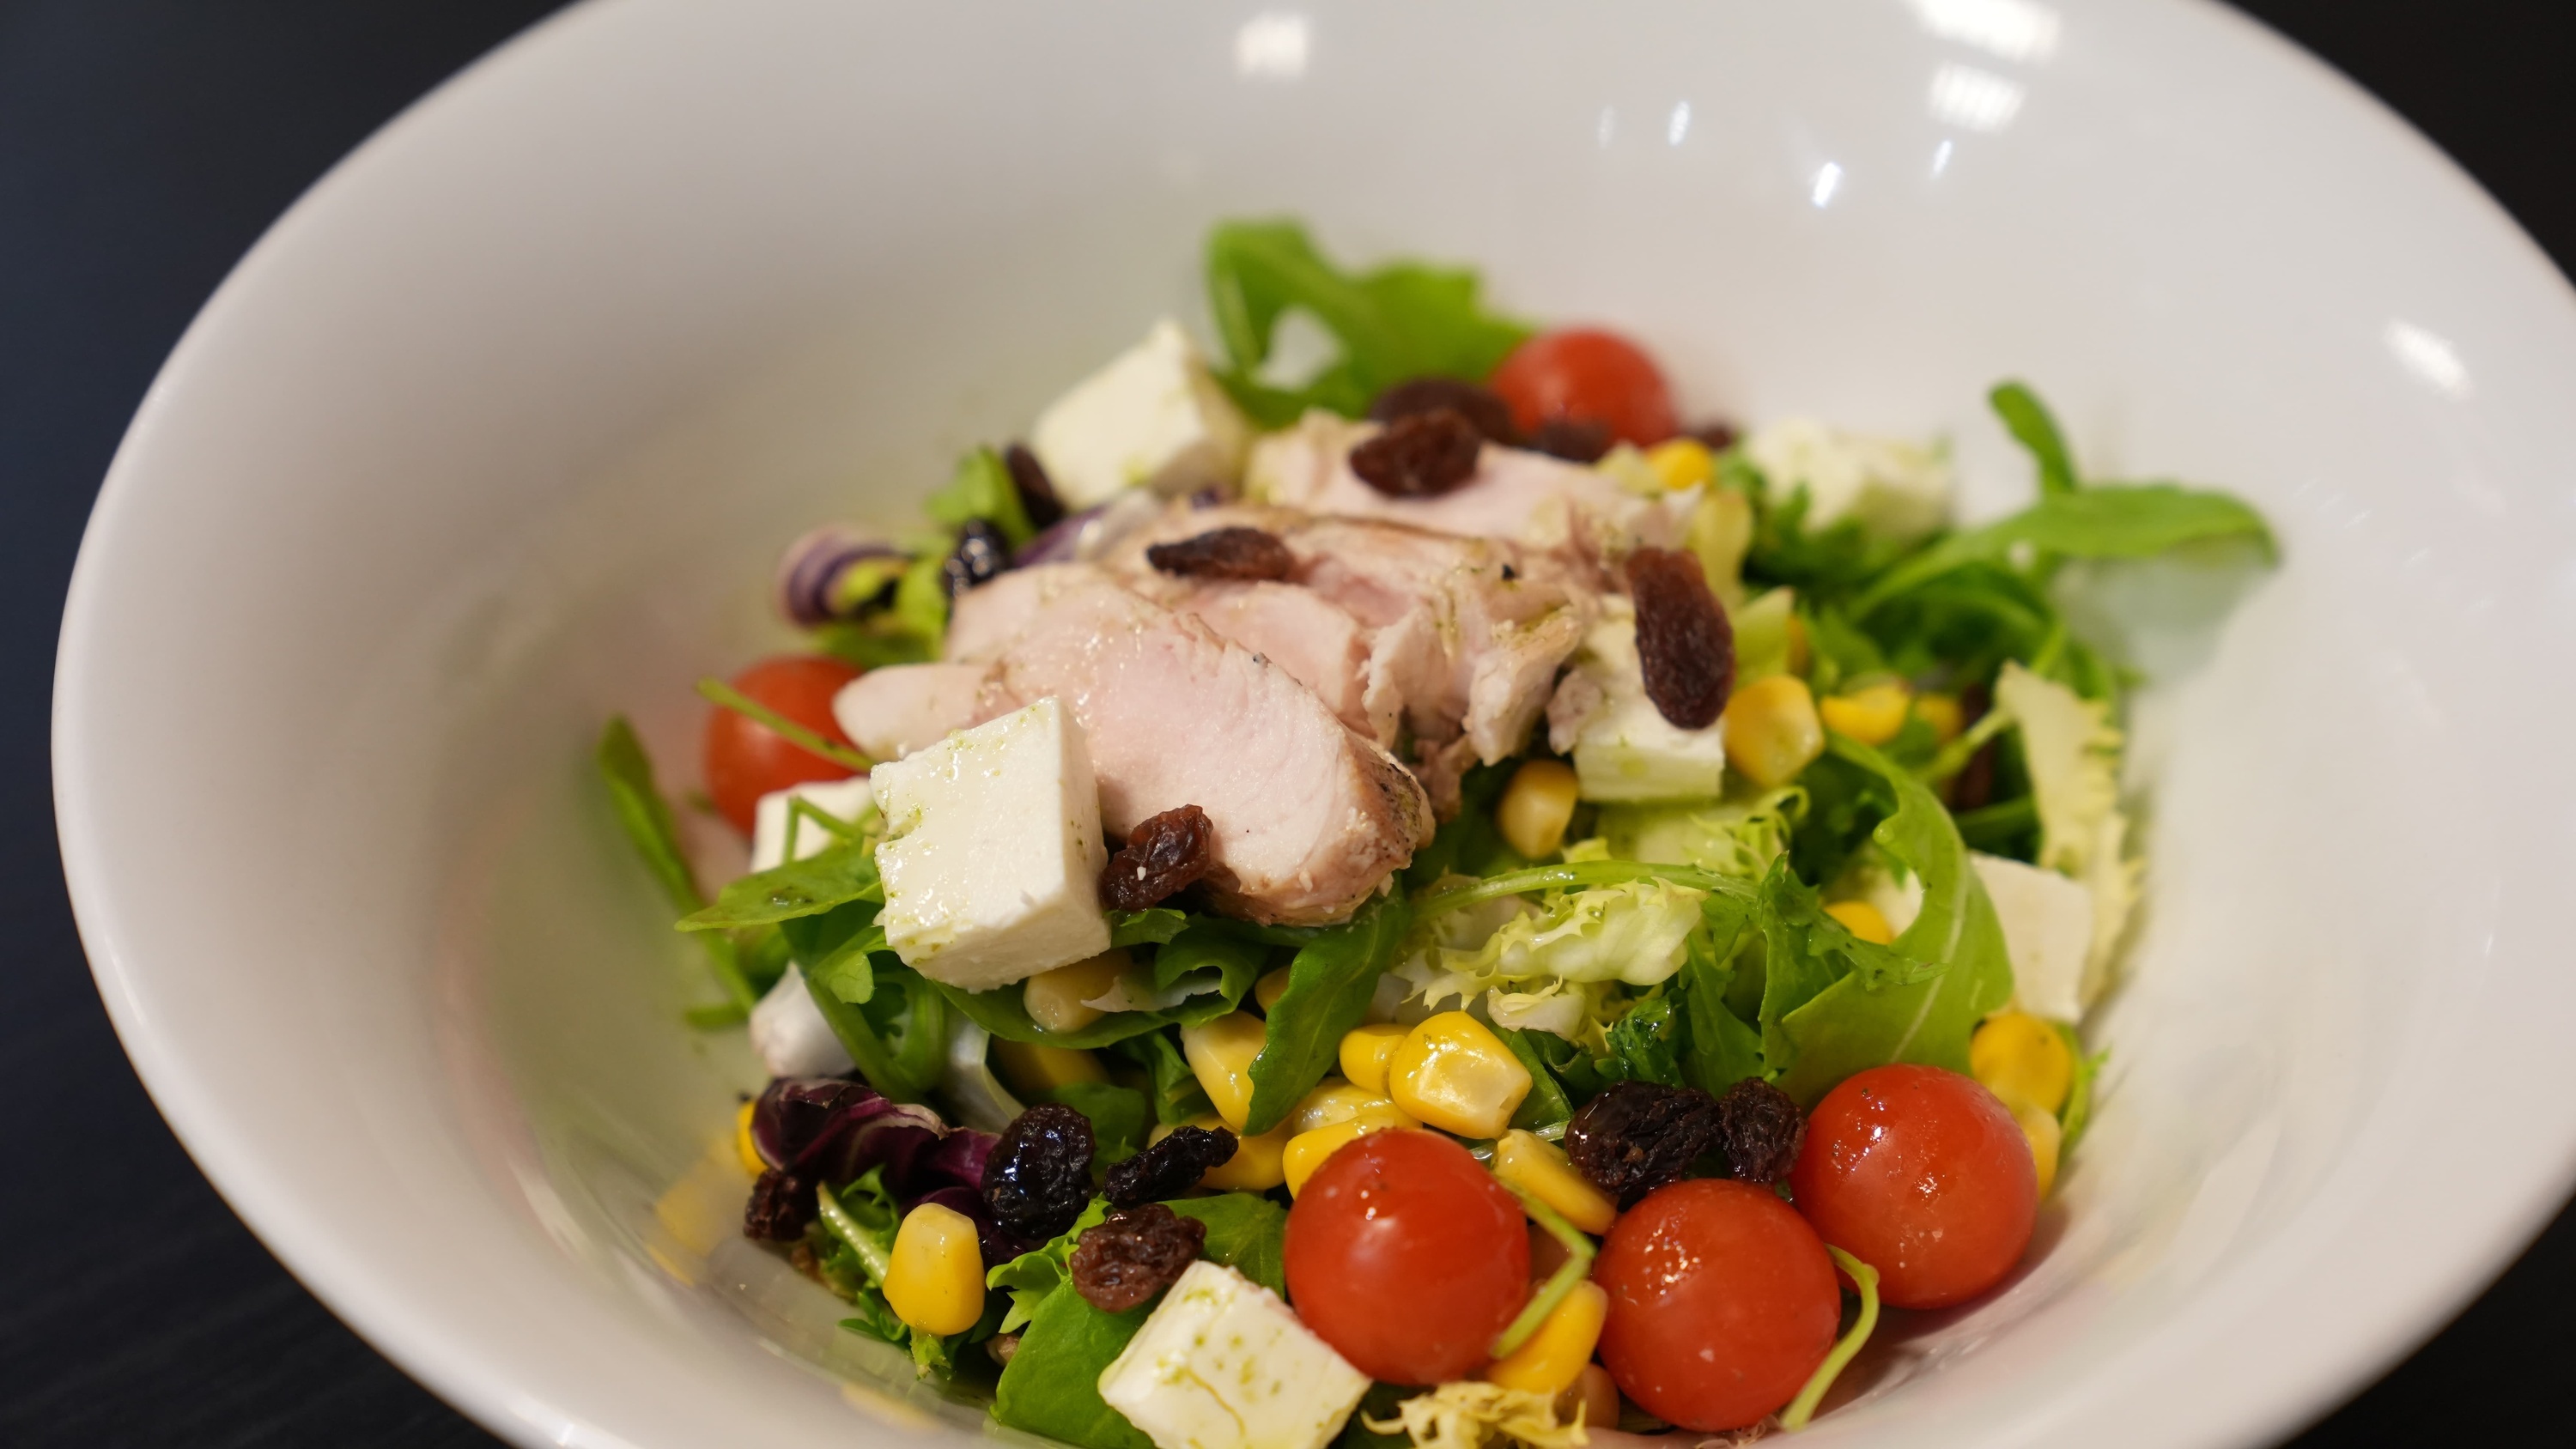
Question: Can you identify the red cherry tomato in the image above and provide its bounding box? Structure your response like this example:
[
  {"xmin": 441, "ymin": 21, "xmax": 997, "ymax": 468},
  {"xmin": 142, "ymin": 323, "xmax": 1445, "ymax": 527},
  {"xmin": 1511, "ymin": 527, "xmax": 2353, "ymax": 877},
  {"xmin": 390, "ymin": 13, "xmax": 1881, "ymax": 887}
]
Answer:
[
  {"xmin": 1595, "ymin": 1179, "xmax": 1840, "ymax": 1432},
  {"xmin": 1488, "ymin": 327, "xmax": 1679, "ymax": 446},
  {"xmin": 1283, "ymin": 1129, "xmax": 1529, "ymax": 1384},
  {"xmin": 702, "ymin": 655, "xmax": 862, "ymax": 834},
  {"xmin": 1789, "ymin": 1064, "xmax": 2038, "ymax": 1309}
]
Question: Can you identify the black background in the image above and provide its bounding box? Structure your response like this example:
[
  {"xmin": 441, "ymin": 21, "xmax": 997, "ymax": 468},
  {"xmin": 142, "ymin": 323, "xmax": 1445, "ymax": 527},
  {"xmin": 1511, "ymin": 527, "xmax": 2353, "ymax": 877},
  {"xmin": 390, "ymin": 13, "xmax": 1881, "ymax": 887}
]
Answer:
[{"xmin": 2, "ymin": 3, "xmax": 2567, "ymax": 1444}]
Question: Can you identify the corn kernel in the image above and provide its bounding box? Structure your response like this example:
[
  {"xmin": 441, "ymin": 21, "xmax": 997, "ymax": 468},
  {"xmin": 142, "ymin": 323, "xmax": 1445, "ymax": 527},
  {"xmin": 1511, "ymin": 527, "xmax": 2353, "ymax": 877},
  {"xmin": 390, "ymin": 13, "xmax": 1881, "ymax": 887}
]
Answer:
[
  {"xmin": 1485, "ymin": 1281, "xmax": 1610, "ymax": 1397},
  {"xmin": 733, "ymin": 1100, "xmax": 764, "ymax": 1177},
  {"xmin": 884, "ymin": 1202, "xmax": 987, "ymax": 1336},
  {"xmin": 1558, "ymin": 1364, "xmax": 1619, "ymax": 1430},
  {"xmin": 1644, "ymin": 438, "xmax": 1716, "ymax": 492},
  {"xmin": 1971, "ymin": 1011, "xmax": 2075, "ymax": 1116},
  {"xmin": 1181, "ymin": 1011, "xmax": 1267, "ymax": 1131},
  {"xmin": 1292, "ymin": 1078, "xmax": 1416, "ymax": 1135},
  {"xmin": 1283, "ymin": 1113, "xmax": 1408, "ymax": 1195},
  {"xmin": 1785, "ymin": 614, "xmax": 1811, "ymax": 677},
  {"xmin": 1161, "ymin": 1115, "xmax": 1291, "ymax": 1191},
  {"xmin": 2012, "ymin": 1097, "xmax": 2063, "ymax": 1199},
  {"xmin": 1823, "ymin": 899, "xmax": 1897, "ymax": 946},
  {"xmin": 1388, "ymin": 1012, "xmax": 1532, "ymax": 1139},
  {"xmin": 1339, "ymin": 1022, "xmax": 1412, "ymax": 1096},
  {"xmin": 1024, "ymin": 950, "xmax": 1132, "ymax": 1034},
  {"xmin": 992, "ymin": 1038, "xmax": 1109, "ymax": 1098},
  {"xmin": 1255, "ymin": 966, "xmax": 1294, "ymax": 1012},
  {"xmin": 1685, "ymin": 489, "xmax": 1754, "ymax": 604},
  {"xmin": 1819, "ymin": 682, "xmax": 1912, "ymax": 747},
  {"xmin": 1722, "ymin": 675, "xmax": 1825, "ymax": 788},
  {"xmin": 1913, "ymin": 692, "xmax": 1965, "ymax": 744},
  {"xmin": 1496, "ymin": 759, "xmax": 1581, "ymax": 859},
  {"xmin": 1492, "ymin": 1130, "xmax": 1619, "ymax": 1234}
]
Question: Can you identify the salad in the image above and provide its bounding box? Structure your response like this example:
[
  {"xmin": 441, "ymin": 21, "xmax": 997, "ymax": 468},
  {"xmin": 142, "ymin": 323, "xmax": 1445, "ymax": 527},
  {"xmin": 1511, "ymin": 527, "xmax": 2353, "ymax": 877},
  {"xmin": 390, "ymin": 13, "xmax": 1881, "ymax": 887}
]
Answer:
[{"xmin": 603, "ymin": 220, "xmax": 2274, "ymax": 1445}]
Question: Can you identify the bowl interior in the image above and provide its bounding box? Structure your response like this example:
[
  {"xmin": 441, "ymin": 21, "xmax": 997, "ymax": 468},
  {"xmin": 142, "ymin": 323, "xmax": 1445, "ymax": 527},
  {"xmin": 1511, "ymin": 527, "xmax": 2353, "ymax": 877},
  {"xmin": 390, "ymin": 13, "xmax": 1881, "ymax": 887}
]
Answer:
[{"xmin": 57, "ymin": 3, "xmax": 2576, "ymax": 1447}]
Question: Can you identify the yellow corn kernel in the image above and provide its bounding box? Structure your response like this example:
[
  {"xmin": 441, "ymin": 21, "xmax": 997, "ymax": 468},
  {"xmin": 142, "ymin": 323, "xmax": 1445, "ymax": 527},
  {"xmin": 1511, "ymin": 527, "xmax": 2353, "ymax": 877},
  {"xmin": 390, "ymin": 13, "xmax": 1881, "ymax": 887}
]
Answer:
[
  {"xmin": 1492, "ymin": 1130, "xmax": 1618, "ymax": 1234},
  {"xmin": 2012, "ymin": 1097, "xmax": 2063, "ymax": 1199},
  {"xmin": 1496, "ymin": 759, "xmax": 1581, "ymax": 860},
  {"xmin": 1558, "ymin": 1364, "xmax": 1620, "ymax": 1430},
  {"xmin": 1721, "ymin": 675, "xmax": 1825, "ymax": 788},
  {"xmin": 1785, "ymin": 614, "xmax": 1812, "ymax": 677},
  {"xmin": 1485, "ymin": 1281, "xmax": 1610, "ymax": 1397},
  {"xmin": 1162, "ymin": 1115, "xmax": 1291, "ymax": 1191},
  {"xmin": 1181, "ymin": 1011, "xmax": 1267, "ymax": 1131},
  {"xmin": 1389, "ymin": 1012, "xmax": 1532, "ymax": 1139},
  {"xmin": 1819, "ymin": 682, "xmax": 1912, "ymax": 747},
  {"xmin": 1913, "ymin": 692, "xmax": 1965, "ymax": 744},
  {"xmin": 734, "ymin": 1100, "xmax": 765, "ymax": 1177},
  {"xmin": 1643, "ymin": 438, "xmax": 1716, "ymax": 492},
  {"xmin": 1024, "ymin": 950, "xmax": 1133, "ymax": 1035},
  {"xmin": 1255, "ymin": 966, "xmax": 1294, "ymax": 1012},
  {"xmin": 1823, "ymin": 899, "xmax": 1896, "ymax": 946},
  {"xmin": 992, "ymin": 1039, "xmax": 1109, "ymax": 1099},
  {"xmin": 1293, "ymin": 1078, "xmax": 1416, "ymax": 1135},
  {"xmin": 884, "ymin": 1202, "xmax": 987, "ymax": 1336},
  {"xmin": 1283, "ymin": 1113, "xmax": 1409, "ymax": 1195},
  {"xmin": 1971, "ymin": 1011, "xmax": 2075, "ymax": 1116},
  {"xmin": 1339, "ymin": 1022, "xmax": 1413, "ymax": 1096}
]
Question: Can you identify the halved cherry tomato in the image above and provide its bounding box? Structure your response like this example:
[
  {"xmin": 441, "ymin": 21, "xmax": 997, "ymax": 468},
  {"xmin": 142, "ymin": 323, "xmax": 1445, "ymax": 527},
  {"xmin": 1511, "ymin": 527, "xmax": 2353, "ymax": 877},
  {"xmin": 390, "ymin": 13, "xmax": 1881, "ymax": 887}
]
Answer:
[
  {"xmin": 702, "ymin": 655, "xmax": 861, "ymax": 834},
  {"xmin": 1488, "ymin": 328, "xmax": 1678, "ymax": 446},
  {"xmin": 1595, "ymin": 1178, "xmax": 1839, "ymax": 1432},
  {"xmin": 1283, "ymin": 1129, "xmax": 1528, "ymax": 1384},
  {"xmin": 1789, "ymin": 1064, "xmax": 2037, "ymax": 1309}
]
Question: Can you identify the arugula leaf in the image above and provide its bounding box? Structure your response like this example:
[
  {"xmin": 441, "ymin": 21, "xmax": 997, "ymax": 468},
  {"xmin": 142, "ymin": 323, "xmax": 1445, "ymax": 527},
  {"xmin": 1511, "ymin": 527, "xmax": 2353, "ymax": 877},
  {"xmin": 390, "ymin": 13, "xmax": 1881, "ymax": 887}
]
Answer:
[
  {"xmin": 1039, "ymin": 1082, "xmax": 1151, "ymax": 1164},
  {"xmin": 987, "ymin": 1197, "xmax": 1109, "ymax": 1334},
  {"xmin": 1166, "ymin": 1193, "xmax": 1291, "ymax": 1295},
  {"xmin": 1109, "ymin": 907, "xmax": 1191, "ymax": 948},
  {"xmin": 1853, "ymin": 483, "xmax": 2275, "ymax": 615},
  {"xmin": 1242, "ymin": 895, "xmax": 1413, "ymax": 1134},
  {"xmin": 1497, "ymin": 1027, "xmax": 1576, "ymax": 1131},
  {"xmin": 1116, "ymin": 1029, "xmax": 1217, "ymax": 1125},
  {"xmin": 816, "ymin": 1172, "xmax": 912, "ymax": 1347},
  {"xmin": 1990, "ymin": 380, "xmax": 2078, "ymax": 497},
  {"xmin": 678, "ymin": 840, "xmax": 883, "ymax": 931},
  {"xmin": 1402, "ymin": 761, "xmax": 1522, "ymax": 889},
  {"xmin": 1597, "ymin": 993, "xmax": 1686, "ymax": 1088},
  {"xmin": 923, "ymin": 923, "xmax": 1262, "ymax": 1050},
  {"xmin": 806, "ymin": 961, "xmax": 947, "ymax": 1101},
  {"xmin": 1677, "ymin": 946, "xmax": 1765, "ymax": 1095},
  {"xmin": 782, "ymin": 899, "xmax": 884, "ymax": 1004},
  {"xmin": 925, "ymin": 446, "xmax": 1036, "ymax": 548},
  {"xmin": 596, "ymin": 717, "xmax": 758, "ymax": 1011},
  {"xmin": 2059, "ymin": 1023, "xmax": 2105, "ymax": 1154},
  {"xmin": 1750, "ymin": 858, "xmax": 1931, "ymax": 1075}
]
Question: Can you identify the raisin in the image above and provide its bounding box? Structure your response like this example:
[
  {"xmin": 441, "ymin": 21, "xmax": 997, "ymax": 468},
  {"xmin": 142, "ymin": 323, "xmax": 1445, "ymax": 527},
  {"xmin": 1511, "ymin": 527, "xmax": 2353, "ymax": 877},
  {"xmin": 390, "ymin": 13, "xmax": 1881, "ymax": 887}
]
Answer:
[
  {"xmin": 1145, "ymin": 527, "xmax": 1296, "ymax": 583},
  {"xmin": 982, "ymin": 1103, "xmax": 1096, "ymax": 1241},
  {"xmin": 1564, "ymin": 1081, "xmax": 1723, "ymax": 1208},
  {"xmin": 1370, "ymin": 377, "xmax": 1520, "ymax": 446},
  {"xmin": 1715, "ymin": 1078, "xmax": 1806, "ymax": 1185},
  {"xmin": 1528, "ymin": 417, "xmax": 1613, "ymax": 463},
  {"xmin": 1070, "ymin": 1203, "xmax": 1209, "ymax": 1313},
  {"xmin": 1101, "ymin": 804, "xmax": 1217, "ymax": 911},
  {"xmin": 1626, "ymin": 546, "xmax": 1735, "ymax": 729},
  {"xmin": 1104, "ymin": 1125, "xmax": 1239, "ymax": 1208},
  {"xmin": 1691, "ymin": 421, "xmax": 1740, "ymax": 453},
  {"xmin": 1948, "ymin": 682, "xmax": 1997, "ymax": 812},
  {"xmin": 744, "ymin": 1167, "xmax": 817, "ymax": 1240},
  {"xmin": 1004, "ymin": 443, "xmax": 1066, "ymax": 531},
  {"xmin": 942, "ymin": 518, "xmax": 1012, "ymax": 597},
  {"xmin": 1350, "ymin": 409, "xmax": 1484, "ymax": 498}
]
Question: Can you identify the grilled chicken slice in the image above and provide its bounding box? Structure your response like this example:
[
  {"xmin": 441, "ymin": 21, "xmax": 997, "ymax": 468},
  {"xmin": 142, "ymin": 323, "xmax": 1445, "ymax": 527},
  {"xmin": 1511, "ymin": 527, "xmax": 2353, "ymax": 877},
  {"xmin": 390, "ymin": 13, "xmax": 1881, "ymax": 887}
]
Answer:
[{"xmin": 830, "ymin": 662, "xmax": 993, "ymax": 762}]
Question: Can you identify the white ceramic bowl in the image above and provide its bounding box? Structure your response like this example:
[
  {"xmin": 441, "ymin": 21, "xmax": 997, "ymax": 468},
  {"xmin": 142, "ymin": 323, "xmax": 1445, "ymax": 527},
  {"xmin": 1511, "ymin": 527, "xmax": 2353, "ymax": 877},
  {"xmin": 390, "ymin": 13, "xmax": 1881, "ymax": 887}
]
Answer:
[{"xmin": 55, "ymin": 1, "xmax": 2576, "ymax": 1446}]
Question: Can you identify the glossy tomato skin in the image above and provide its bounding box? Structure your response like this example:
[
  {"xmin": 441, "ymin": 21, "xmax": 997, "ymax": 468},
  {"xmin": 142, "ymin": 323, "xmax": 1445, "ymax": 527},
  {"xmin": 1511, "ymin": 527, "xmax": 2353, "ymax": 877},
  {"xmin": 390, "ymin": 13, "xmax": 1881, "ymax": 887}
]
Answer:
[
  {"xmin": 1595, "ymin": 1179, "xmax": 1840, "ymax": 1432},
  {"xmin": 1283, "ymin": 1129, "xmax": 1529, "ymax": 1384},
  {"xmin": 703, "ymin": 655, "xmax": 862, "ymax": 834},
  {"xmin": 1789, "ymin": 1064, "xmax": 2038, "ymax": 1309},
  {"xmin": 1488, "ymin": 328, "xmax": 1679, "ymax": 446}
]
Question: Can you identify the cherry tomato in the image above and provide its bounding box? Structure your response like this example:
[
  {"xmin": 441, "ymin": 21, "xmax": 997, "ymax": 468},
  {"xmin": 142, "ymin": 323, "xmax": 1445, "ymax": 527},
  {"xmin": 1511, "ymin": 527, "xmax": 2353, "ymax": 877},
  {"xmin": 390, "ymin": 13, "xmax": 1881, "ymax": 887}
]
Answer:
[
  {"xmin": 1789, "ymin": 1064, "xmax": 2038, "ymax": 1309},
  {"xmin": 702, "ymin": 655, "xmax": 862, "ymax": 834},
  {"xmin": 1595, "ymin": 1179, "xmax": 1840, "ymax": 1432},
  {"xmin": 1488, "ymin": 328, "xmax": 1679, "ymax": 446},
  {"xmin": 1283, "ymin": 1129, "xmax": 1529, "ymax": 1384}
]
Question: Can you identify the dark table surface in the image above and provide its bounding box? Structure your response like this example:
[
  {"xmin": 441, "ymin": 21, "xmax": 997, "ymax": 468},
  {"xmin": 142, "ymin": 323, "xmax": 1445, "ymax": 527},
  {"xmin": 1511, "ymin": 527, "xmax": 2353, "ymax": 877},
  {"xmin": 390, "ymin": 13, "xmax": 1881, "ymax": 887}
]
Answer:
[{"xmin": 3, "ymin": 2, "xmax": 2569, "ymax": 1444}]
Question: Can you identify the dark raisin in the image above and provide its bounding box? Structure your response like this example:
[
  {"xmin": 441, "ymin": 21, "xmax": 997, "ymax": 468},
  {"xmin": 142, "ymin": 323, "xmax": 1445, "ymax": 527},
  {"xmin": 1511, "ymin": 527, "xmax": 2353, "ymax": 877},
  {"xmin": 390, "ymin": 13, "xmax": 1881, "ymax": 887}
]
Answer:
[
  {"xmin": 1626, "ymin": 547, "xmax": 1735, "ymax": 730},
  {"xmin": 1564, "ymin": 1081, "xmax": 1724, "ymax": 1208},
  {"xmin": 1104, "ymin": 1125, "xmax": 1239, "ymax": 1208},
  {"xmin": 1528, "ymin": 417, "xmax": 1613, "ymax": 463},
  {"xmin": 1101, "ymin": 804, "xmax": 1217, "ymax": 911},
  {"xmin": 982, "ymin": 1103, "xmax": 1096, "ymax": 1241},
  {"xmin": 744, "ymin": 1167, "xmax": 817, "ymax": 1240},
  {"xmin": 1070, "ymin": 1203, "xmax": 1209, "ymax": 1313},
  {"xmin": 1350, "ymin": 409, "xmax": 1484, "ymax": 498},
  {"xmin": 1005, "ymin": 443, "xmax": 1066, "ymax": 531},
  {"xmin": 1691, "ymin": 421, "xmax": 1740, "ymax": 453},
  {"xmin": 1370, "ymin": 377, "xmax": 1520, "ymax": 446},
  {"xmin": 1715, "ymin": 1077, "xmax": 1806, "ymax": 1185},
  {"xmin": 942, "ymin": 518, "xmax": 1012, "ymax": 597},
  {"xmin": 1145, "ymin": 527, "xmax": 1296, "ymax": 583},
  {"xmin": 1948, "ymin": 682, "xmax": 1997, "ymax": 812}
]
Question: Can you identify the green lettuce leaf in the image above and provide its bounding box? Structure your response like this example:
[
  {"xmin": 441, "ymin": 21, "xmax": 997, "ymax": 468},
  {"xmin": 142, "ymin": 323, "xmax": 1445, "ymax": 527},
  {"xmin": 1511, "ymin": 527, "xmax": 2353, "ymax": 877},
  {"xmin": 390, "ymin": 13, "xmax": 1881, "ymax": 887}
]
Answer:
[
  {"xmin": 1038, "ymin": 1082, "xmax": 1151, "ymax": 1165},
  {"xmin": 678, "ymin": 839, "xmax": 883, "ymax": 931},
  {"xmin": 597, "ymin": 716, "xmax": 761, "ymax": 1011},
  {"xmin": 1990, "ymin": 380, "xmax": 2077, "ymax": 497},
  {"xmin": 925, "ymin": 446, "xmax": 1036, "ymax": 547},
  {"xmin": 1167, "ymin": 1193, "xmax": 1291, "ymax": 1296},
  {"xmin": 1854, "ymin": 483, "xmax": 2275, "ymax": 615},
  {"xmin": 1243, "ymin": 895, "xmax": 1412, "ymax": 1135},
  {"xmin": 1597, "ymin": 993, "xmax": 1686, "ymax": 1088},
  {"xmin": 1115, "ymin": 1028, "xmax": 1217, "ymax": 1125},
  {"xmin": 922, "ymin": 922, "xmax": 1263, "ymax": 1050}
]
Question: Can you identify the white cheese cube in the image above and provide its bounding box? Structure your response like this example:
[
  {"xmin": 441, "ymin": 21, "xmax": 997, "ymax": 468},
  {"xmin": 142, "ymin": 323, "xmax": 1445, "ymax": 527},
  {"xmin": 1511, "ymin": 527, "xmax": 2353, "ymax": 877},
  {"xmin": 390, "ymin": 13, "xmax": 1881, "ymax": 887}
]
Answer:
[
  {"xmin": 1971, "ymin": 851, "xmax": 2096, "ymax": 1022},
  {"xmin": 1554, "ymin": 600, "xmax": 1728, "ymax": 802},
  {"xmin": 1745, "ymin": 417, "xmax": 1953, "ymax": 542},
  {"xmin": 1097, "ymin": 1260, "xmax": 1370, "ymax": 1449},
  {"xmin": 1032, "ymin": 319, "xmax": 1251, "ymax": 509},
  {"xmin": 748, "ymin": 776, "xmax": 877, "ymax": 873},
  {"xmin": 869, "ymin": 698, "xmax": 1111, "ymax": 991},
  {"xmin": 748, "ymin": 965, "xmax": 856, "ymax": 1079}
]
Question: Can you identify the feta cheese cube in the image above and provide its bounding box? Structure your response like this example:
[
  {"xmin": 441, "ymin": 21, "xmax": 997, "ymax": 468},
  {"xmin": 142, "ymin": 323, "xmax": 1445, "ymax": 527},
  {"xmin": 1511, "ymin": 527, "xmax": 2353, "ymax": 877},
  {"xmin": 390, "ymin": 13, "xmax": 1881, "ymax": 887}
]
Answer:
[
  {"xmin": 748, "ymin": 776, "xmax": 877, "ymax": 873},
  {"xmin": 1097, "ymin": 1260, "xmax": 1370, "ymax": 1449},
  {"xmin": 1553, "ymin": 599, "xmax": 1728, "ymax": 802},
  {"xmin": 1745, "ymin": 417, "xmax": 1953, "ymax": 541},
  {"xmin": 869, "ymin": 698, "xmax": 1111, "ymax": 991},
  {"xmin": 1971, "ymin": 851, "xmax": 2096, "ymax": 1022},
  {"xmin": 1032, "ymin": 319, "xmax": 1251, "ymax": 509},
  {"xmin": 748, "ymin": 965, "xmax": 855, "ymax": 1079}
]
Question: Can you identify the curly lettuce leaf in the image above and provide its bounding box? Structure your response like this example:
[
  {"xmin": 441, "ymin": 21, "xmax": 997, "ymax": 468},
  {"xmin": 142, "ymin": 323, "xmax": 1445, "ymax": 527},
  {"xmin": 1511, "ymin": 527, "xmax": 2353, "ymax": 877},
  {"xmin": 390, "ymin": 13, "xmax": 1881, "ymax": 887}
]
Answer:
[
  {"xmin": 1595, "ymin": 786, "xmax": 1801, "ymax": 878},
  {"xmin": 1991, "ymin": 661, "xmax": 2141, "ymax": 1006}
]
